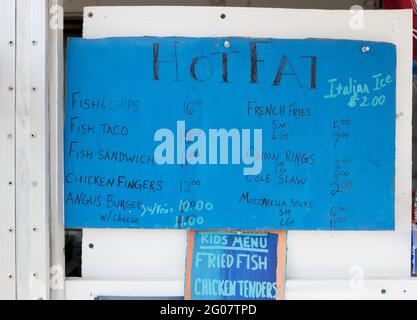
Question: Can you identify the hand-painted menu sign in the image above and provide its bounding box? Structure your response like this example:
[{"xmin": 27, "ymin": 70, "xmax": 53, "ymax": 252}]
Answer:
[
  {"xmin": 185, "ymin": 231, "xmax": 286, "ymax": 300},
  {"xmin": 65, "ymin": 37, "xmax": 396, "ymax": 230}
]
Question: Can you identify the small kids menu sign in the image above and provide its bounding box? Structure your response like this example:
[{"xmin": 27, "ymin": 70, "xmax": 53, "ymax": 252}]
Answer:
[{"xmin": 185, "ymin": 231, "xmax": 287, "ymax": 300}]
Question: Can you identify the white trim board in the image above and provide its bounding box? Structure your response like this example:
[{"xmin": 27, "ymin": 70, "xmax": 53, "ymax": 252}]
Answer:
[
  {"xmin": 76, "ymin": 7, "xmax": 412, "ymax": 285},
  {"xmin": 15, "ymin": 0, "xmax": 50, "ymax": 300},
  {"xmin": 0, "ymin": 0, "xmax": 16, "ymax": 300},
  {"xmin": 65, "ymin": 278, "xmax": 417, "ymax": 300},
  {"xmin": 49, "ymin": 0, "xmax": 65, "ymax": 300}
]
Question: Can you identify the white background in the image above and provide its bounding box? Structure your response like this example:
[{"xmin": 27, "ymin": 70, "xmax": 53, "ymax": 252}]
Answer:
[{"xmin": 66, "ymin": 6, "xmax": 413, "ymax": 299}]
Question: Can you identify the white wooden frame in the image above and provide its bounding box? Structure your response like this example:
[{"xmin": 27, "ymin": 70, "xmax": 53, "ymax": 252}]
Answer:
[
  {"xmin": 15, "ymin": 0, "xmax": 51, "ymax": 300},
  {"xmin": 48, "ymin": 0, "xmax": 65, "ymax": 300},
  {"xmin": 63, "ymin": 6, "xmax": 415, "ymax": 300},
  {"xmin": 0, "ymin": 0, "xmax": 16, "ymax": 300}
]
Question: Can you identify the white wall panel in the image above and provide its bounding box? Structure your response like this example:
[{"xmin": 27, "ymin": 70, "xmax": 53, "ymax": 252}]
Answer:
[
  {"xmin": 63, "ymin": 0, "xmax": 378, "ymax": 15},
  {"xmin": 79, "ymin": 7, "xmax": 412, "ymax": 282},
  {"xmin": 82, "ymin": 229, "xmax": 187, "ymax": 279}
]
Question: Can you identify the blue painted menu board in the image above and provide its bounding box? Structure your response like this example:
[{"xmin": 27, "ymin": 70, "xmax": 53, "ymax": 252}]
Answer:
[
  {"xmin": 185, "ymin": 231, "xmax": 287, "ymax": 300},
  {"xmin": 65, "ymin": 37, "xmax": 396, "ymax": 230}
]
